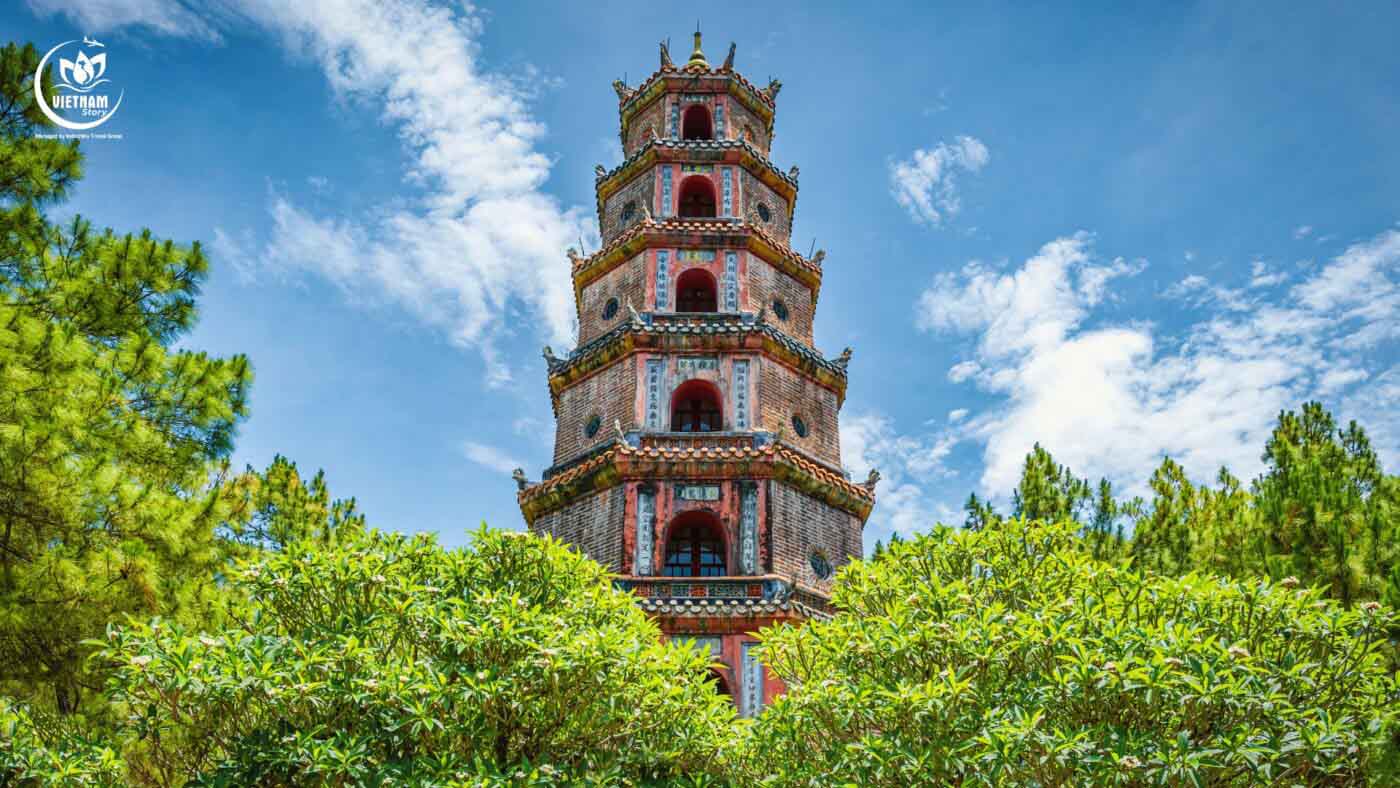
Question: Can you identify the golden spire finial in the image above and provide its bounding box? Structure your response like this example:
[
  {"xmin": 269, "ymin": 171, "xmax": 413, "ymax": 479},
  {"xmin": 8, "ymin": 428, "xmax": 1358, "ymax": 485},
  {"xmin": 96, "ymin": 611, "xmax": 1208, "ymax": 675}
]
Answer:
[{"xmin": 686, "ymin": 23, "xmax": 708, "ymax": 69}]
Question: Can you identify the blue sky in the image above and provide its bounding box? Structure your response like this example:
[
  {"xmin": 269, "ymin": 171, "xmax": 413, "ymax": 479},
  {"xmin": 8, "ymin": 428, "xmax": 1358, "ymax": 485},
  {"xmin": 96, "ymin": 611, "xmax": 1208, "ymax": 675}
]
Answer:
[{"xmin": 9, "ymin": 1, "xmax": 1398, "ymax": 548}]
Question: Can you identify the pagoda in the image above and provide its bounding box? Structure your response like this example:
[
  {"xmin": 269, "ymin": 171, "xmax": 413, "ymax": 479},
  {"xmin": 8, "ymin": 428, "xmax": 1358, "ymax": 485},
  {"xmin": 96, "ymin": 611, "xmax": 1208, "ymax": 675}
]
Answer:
[{"xmin": 516, "ymin": 30, "xmax": 876, "ymax": 716}]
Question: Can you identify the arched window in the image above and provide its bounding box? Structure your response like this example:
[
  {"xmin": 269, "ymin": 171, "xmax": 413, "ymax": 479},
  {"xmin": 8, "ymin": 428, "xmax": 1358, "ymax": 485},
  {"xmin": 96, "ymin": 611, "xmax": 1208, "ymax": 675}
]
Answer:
[
  {"xmin": 682, "ymin": 105, "xmax": 713, "ymax": 140},
  {"xmin": 678, "ymin": 176, "xmax": 717, "ymax": 218},
  {"xmin": 670, "ymin": 379, "xmax": 722, "ymax": 432},
  {"xmin": 709, "ymin": 669, "xmax": 733, "ymax": 698},
  {"xmin": 675, "ymin": 268, "xmax": 717, "ymax": 313},
  {"xmin": 663, "ymin": 512, "xmax": 727, "ymax": 577}
]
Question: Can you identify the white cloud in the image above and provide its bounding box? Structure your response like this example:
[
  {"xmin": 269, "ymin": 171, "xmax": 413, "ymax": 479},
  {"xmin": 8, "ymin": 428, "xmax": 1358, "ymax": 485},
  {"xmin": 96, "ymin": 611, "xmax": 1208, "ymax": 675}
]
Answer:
[
  {"xmin": 461, "ymin": 440, "xmax": 523, "ymax": 475},
  {"xmin": 916, "ymin": 228, "xmax": 1400, "ymax": 499},
  {"xmin": 946, "ymin": 360, "xmax": 980, "ymax": 382},
  {"xmin": 26, "ymin": 0, "xmax": 225, "ymax": 40},
  {"xmin": 947, "ymin": 408, "xmax": 969, "ymax": 423},
  {"xmin": 49, "ymin": 0, "xmax": 596, "ymax": 385},
  {"xmin": 1249, "ymin": 260, "xmax": 1288, "ymax": 288},
  {"xmin": 1294, "ymin": 224, "xmax": 1314, "ymax": 239},
  {"xmin": 841, "ymin": 412, "xmax": 959, "ymax": 540},
  {"xmin": 889, "ymin": 136, "xmax": 989, "ymax": 226}
]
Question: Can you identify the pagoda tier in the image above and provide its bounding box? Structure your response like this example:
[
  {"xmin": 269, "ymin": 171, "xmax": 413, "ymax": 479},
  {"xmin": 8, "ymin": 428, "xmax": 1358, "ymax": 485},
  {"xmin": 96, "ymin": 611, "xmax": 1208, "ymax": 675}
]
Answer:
[{"xmin": 519, "ymin": 31, "xmax": 874, "ymax": 715}]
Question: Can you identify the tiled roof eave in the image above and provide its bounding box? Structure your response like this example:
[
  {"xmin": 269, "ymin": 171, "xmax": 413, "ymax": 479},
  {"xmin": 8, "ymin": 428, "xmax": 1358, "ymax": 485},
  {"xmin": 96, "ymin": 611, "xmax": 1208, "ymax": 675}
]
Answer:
[
  {"xmin": 546, "ymin": 317, "xmax": 848, "ymax": 402},
  {"xmin": 517, "ymin": 441, "xmax": 874, "ymax": 524},
  {"xmin": 598, "ymin": 138, "xmax": 796, "ymax": 195},
  {"xmin": 571, "ymin": 219, "xmax": 822, "ymax": 308},
  {"xmin": 618, "ymin": 68, "xmax": 775, "ymax": 128}
]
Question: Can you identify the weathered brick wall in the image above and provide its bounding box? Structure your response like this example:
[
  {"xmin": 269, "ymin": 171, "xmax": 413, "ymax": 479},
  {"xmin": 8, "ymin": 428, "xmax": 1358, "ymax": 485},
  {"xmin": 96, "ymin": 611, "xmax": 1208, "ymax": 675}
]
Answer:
[
  {"xmin": 578, "ymin": 253, "xmax": 646, "ymax": 344},
  {"xmin": 531, "ymin": 484, "xmax": 626, "ymax": 571},
  {"xmin": 741, "ymin": 171, "xmax": 791, "ymax": 242},
  {"xmin": 767, "ymin": 481, "xmax": 862, "ymax": 593},
  {"xmin": 553, "ymin": 356, "xmax": 638, "ymax": 464},
  {"xmin": 746, "ymin": 256, "xmax": 814, "ymax": 345},
  {"xmin": 758, "ymin": 359, "xmax": 841, "ymax": 466},
  {"xmin": 624, "ymin": 97, "xmax": 666, "ymax": 155},
  {"xmin": 601, "ymin": 171, "xmax": 654, "ymax": 243},
  {"xmin": 727, "ymin": 99, "xmax": 771, "ymax": 156}
]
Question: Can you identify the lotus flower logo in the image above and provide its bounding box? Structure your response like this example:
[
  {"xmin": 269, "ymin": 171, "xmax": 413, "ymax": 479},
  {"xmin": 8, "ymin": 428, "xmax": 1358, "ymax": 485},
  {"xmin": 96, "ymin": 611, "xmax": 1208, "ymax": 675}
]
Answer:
[
  {"xmin": 33, "ymin": 37, "xmax": 124, "ymax": 132},
  {"xmin": 58, "ymin": 49, "xmax": 109, "ymax": 93}
]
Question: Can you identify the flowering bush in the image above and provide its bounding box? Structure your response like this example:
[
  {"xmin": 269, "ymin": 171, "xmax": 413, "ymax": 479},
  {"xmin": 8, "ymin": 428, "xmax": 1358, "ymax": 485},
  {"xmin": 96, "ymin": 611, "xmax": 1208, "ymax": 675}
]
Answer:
[
  {"xmin": 740, "ymin": 519, "xmax": 1400, "ymax": 786},
  {"xmin": 6, "ymin": 527, "xmax": 734, "ymax": 785}
]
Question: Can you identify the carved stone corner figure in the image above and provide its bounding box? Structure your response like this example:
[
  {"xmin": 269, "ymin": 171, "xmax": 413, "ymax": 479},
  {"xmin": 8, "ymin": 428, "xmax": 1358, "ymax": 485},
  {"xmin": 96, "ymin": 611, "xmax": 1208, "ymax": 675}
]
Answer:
[
  {"xmin": 648, "ymin": 124, "xmax": 661, "ymax": 141},
  {"xmin": 613, "ymin": 418, "xmax": 627, "ymax": 442},
  {"xmin": 566, "ymin": 247, "xmax": 581, "ymax": 265},
  {"xmin": 811, "ymin": 249, "xmax": 826, "ymax": 266},
  {"xmin": 755, "ymin": 304, "xmax": 767, "ymax": 324},
  {"xmin": 660, "ymin": 40, "xmax": 674, "ymax": 69},
  {"xmin": 640, "ymin": 201, "xmax": 653, "ymax": 221},
  {"xmin": 788, "ymin": 164, "xmax": 800, "ymax": 181},
  {"xmin": 862, "ymin": 468, "xmax": 881, "ymax": 493},
  {"xmin": 512, "ymin": 468, "xmax": 530, "ymax": 491},
  {"xmin": 722, "ymin": 42, "xmax": 736, "ymax": 71},
  {"xmin": 611, "ymin": 79, "xmax": 632, "ymax": 101},
  {"xmin": 542, "ymin": 345, "xmax": 562, "ymax": 369},
  {"xmin": 626, "ymin": 298, "xmax": 643, "ymax": 325},
  {"xmin": 764, "ymin": 78, "xmax": 783, "ymax": 101},
  {"xmin": 594, "ymin": 163, "xmax": 607, "ymax": 178},
  {"xmin": 834, "ymin": 346, "xmax": 852, "ymax": 371}
]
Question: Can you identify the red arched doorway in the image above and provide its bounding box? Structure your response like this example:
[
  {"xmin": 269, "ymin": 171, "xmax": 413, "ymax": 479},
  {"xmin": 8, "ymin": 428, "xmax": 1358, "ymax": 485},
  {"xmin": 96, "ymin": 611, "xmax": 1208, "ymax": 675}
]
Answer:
[
  {"xmin": 682, "ymin": 105, "xmax": 713, "ymax": 140},
  {"xmin": 678, "ymin": 176, "xmax": 717, "ymax": 218},
  {"xmin": 670, "ymin": 379, "xmax": 722, "ymax": 433},
  {"xmin": 675, "ymin": 268, "xmax": 718, "ymax": 312},
  {"xmin": 663, "ymin": 511, "xmax": 727, "ymax": 577}
]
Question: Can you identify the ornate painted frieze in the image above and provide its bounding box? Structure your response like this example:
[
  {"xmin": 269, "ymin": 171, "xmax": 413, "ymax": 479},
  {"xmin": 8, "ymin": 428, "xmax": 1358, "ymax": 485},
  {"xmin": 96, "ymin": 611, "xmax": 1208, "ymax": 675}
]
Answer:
[
  {"xmin": 714, "ymin": 100, "xmax": 726, "ymax": 138},
  {"xmin": 676, "ymin": 356, "xmax": 719, "ymax": 377},
  {"xmin": 660, "ymin": 167, "xmax": 673, "ymax": 217},
  {"xmin": 722, "ymin": 168, "xmax": 733, "ymax": 218},
  {"xmin": 669, "ymin": 101, "xmax": 679, "ymax": 139}
]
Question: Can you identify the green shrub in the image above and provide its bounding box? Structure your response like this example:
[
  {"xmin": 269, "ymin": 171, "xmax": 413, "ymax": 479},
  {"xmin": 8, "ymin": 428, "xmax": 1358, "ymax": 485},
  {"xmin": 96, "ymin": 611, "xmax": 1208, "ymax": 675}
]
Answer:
[
  {"xmin": 741, "ymin": 519, "xmax": 1400, "ymax": 786},
  {"xmin": 10, "ymin": 527, "xmax": 734, "ymax": 786}
]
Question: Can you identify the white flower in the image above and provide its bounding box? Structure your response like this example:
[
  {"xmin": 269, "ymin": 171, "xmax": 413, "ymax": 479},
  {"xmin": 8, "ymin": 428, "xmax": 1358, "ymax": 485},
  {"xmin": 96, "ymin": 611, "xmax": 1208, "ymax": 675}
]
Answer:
[
  {"xmin": 1228, "ymin": 645, "xmax": 1250, "ymax": 659},
  {"xmin": 1280, "ymin": 576, "xmax": 1299, "ymax": 589},
  {"xmin": 199, "ymin": 636, "xmax": 219, "ymax": 648},
  {"xmin": 1120, "ymin": 755, "xmax": 1142, "ymax": 769},
  {"xmin": 130, "ymin": 655, "xmax": 152, "ymax": 668},
  {"xmin": 1360, "ymin": 601, "xmax": 1381, "ymax": 613}
]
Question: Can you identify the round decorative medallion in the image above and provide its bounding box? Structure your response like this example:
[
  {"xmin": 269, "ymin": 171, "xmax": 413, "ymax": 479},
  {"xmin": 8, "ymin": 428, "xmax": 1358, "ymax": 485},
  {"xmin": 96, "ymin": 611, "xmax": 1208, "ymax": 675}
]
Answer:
[
  {"xmin": 809, "ymin": 550, "xmax": 833, "ymax": 580},
  {"xmin": 584, "ymin": 414, "xmax": 602, "ymax": 438},
  {"xmin": 602, "ymin": 297, "xmax": 619, "ymax": 321},
  {"xmin": 791, "ymin": 414, "xmax": 808, "ymax": 438},
  {"xmin": 771, "ymin": 299, "xmax": 789, "ymax": 321},
  {"xmin": 756, "ymin": 202, "xmax": 772, "ymax": 223}
]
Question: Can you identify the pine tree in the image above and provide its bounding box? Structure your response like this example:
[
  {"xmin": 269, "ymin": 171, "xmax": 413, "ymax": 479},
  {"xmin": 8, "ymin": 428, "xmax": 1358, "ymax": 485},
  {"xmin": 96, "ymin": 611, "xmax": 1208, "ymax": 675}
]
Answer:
[
  {"xmin": 1010, "ymin": 443, "xmax": 1092, "ymax": 524},
  {"xmin": 1253, "ymin": 402, "xmax": 1393, "ymax": 607},
  {"xmin": 0, "ymin": 42, "xmax": 252, "ymax": 716}
]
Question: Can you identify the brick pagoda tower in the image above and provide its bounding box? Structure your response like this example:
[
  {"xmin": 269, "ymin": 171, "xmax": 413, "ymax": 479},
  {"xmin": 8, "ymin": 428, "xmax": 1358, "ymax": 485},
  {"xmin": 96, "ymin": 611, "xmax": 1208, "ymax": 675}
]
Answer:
[{"xmin": 516, "ymin": 31, "xmax": 876, "ymax": 716}]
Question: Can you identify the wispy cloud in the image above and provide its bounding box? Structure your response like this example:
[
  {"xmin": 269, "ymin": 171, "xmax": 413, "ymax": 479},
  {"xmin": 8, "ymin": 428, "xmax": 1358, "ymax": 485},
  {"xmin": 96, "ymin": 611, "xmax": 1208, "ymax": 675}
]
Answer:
[
  {"xmin": 461, "ymin": 440, "xmax": 523, "ymax": 475},
  {"xmin": 889, "ymin": 136, "xmax": 989, "ymax": 227},
  {"xmin": 52, "ymin": 0, "xmax": 596, "ymax": 387},
  {"xmin": 912, "ymin": 228, "xmax": 1400, "ymax": 498},
  {"xmin": 27, "ymin": 0, "xmax": 226, "ymax": 41},
  {"xmin": 841, "ymin": 412, "xmax": 959, "ymax": 541}
]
